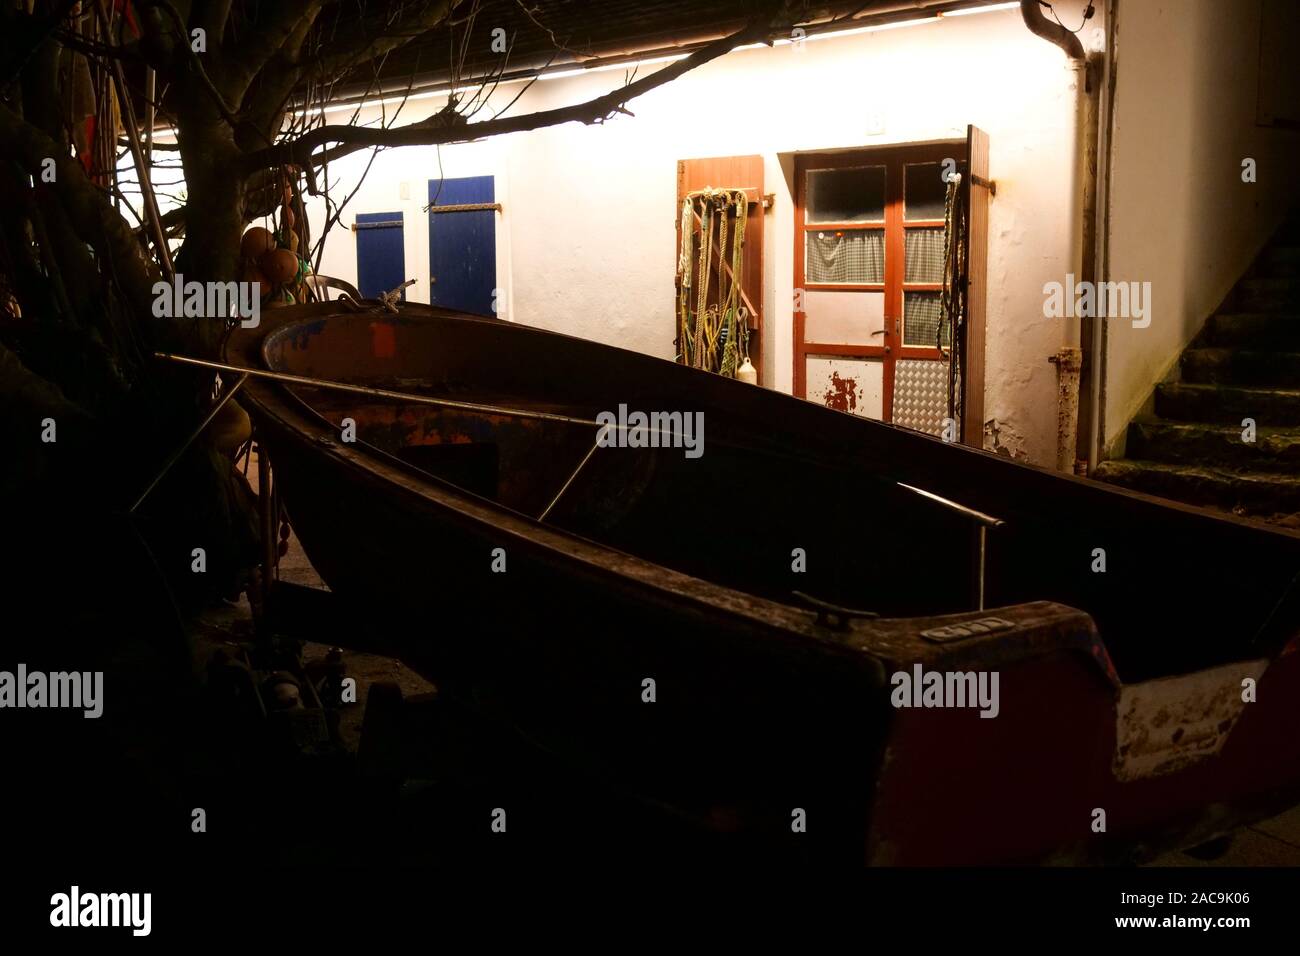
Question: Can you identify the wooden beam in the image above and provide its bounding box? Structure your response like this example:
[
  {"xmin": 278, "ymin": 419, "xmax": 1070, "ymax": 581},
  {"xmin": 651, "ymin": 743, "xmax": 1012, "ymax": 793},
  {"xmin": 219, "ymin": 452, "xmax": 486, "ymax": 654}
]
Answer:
[{"xmin": 963, "ymin": 124, "xmax": 990, "ymax": 447}]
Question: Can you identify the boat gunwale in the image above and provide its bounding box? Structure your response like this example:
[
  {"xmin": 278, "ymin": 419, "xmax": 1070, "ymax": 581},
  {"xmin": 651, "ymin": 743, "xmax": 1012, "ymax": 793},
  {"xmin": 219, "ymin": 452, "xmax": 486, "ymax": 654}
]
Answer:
[
  {"xmin": 250, "ymin": 304, "xmax": 1300, "ymax": 544},
  {"xmin": 225, "ymin": 303, "xmax": 1300, "ymax": 681},
  {"xmin": 228, "ymin": 306, "xmax": 1115, "ymax": 680}
]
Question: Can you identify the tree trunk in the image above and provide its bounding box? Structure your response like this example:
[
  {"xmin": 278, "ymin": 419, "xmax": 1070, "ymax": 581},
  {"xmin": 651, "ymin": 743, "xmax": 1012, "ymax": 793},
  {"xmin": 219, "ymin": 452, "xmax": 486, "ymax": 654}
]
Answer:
[{"xmin": 174, "ymin": 113, "xmax": 247, "ymax": 356}]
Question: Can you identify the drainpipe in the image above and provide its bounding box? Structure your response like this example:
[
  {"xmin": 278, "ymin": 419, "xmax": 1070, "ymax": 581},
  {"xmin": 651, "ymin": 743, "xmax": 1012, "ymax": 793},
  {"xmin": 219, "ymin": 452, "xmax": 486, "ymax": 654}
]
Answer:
[
  {"xmin": 1019, "ymin": 0, "xmax": 1086, "ymax": 60},
  {"xmin": 1086, "ymin": 0, "xmax": 1118, "ymax": 473},
  {"xmin": 1020, "ymin": 0, "xmax": 1095, "ymax": 474}
]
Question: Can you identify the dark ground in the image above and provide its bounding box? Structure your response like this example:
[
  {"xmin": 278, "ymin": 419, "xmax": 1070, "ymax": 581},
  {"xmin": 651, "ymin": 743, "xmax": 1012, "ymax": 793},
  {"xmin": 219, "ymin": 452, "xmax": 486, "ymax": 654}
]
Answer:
[{"xmin": 3, "ymin": 448, "xmax": 1298, "ymax": 871}]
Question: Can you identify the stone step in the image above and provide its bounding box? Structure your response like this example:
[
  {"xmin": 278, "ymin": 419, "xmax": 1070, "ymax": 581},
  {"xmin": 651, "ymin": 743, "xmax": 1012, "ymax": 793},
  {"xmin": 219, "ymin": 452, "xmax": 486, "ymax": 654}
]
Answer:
[
  {"xmin": 1233, "ymin": 277, "xmax": 1300, "ymax": 312},
  {"xmin": 1258, "ymin": 245, "xmax": 1300, "ymax": 277},
  {"xmin": 1180, "ymin": 347, "xmax": 1300, "ymax": 386},
  {"xmin": 1126, "ymin": 419, "xmax": 1300, "ymax": 471},
  {"xmin": 1204, "ymin": 313, "xmax": 1300, "ymax": 348},
  {"xmin": 1093, "ymin": 458, "xmax": 1300, "ymax": 514},
  {"xmin": 1154, "ymin": 382, "xmax": 1300, "ymax": 425}
]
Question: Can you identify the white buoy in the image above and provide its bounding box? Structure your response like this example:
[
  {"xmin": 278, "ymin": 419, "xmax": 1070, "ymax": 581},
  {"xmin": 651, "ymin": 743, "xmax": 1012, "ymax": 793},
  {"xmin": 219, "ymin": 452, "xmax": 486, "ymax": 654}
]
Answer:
[{"xmin": 736, "ymin": 357, "xmax": 757, "ymax": 385}]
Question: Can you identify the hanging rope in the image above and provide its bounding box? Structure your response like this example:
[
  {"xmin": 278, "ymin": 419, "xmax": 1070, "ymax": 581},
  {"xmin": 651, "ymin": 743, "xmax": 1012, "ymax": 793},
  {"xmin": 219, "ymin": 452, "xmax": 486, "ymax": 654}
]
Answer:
[
  {"xmin": 941, "ymin": 173, "xmax": 968, "ymax": 425},
  {"xmin": 676, "ymin": 188, "xmax": 750, "ymax": 376}
]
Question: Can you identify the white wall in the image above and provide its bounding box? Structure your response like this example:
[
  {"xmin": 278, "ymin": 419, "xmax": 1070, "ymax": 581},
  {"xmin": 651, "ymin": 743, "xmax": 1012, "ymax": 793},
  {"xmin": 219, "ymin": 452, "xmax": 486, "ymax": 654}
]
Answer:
[
  {"xmin": 302, "ymin": 3, "xmax": 1096, "ymax": 465},
  {"xmin": 1103, "ymin": 0, "xmax": 1300, "ymax": 453}
]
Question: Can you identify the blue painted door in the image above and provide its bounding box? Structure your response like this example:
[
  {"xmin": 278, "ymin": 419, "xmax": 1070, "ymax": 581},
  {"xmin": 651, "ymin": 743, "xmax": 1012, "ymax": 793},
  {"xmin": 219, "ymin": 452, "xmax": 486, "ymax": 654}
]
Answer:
[
  {"xmin": 428, "ymin": 176, "xmax": 496, "ymax": 315},
  {"xmin": 355, "ymin": 211, "xmax": 405, "ymax": 299}
]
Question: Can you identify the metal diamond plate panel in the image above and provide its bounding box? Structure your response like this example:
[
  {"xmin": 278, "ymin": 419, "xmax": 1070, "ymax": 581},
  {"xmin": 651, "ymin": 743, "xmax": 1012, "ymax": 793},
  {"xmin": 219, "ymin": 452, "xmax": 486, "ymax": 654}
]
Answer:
[{"xmin": 892, "ymin": 359, "xmax": 950, "ymax": 436}]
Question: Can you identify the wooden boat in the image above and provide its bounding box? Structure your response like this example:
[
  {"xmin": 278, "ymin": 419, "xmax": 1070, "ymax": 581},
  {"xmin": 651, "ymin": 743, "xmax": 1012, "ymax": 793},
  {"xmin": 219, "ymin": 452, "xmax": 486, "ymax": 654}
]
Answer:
[{"xmin": 223, "ymin": 301, "xmax": 1300, "ymax": 864}]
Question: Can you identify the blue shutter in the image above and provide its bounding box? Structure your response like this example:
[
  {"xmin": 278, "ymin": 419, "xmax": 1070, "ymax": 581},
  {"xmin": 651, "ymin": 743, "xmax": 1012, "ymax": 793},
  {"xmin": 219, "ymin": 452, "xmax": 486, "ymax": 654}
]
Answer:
[
  {"xmin": 428, "ymin": 177, "xmax": 496, "ymax": 316},
  {"xmin": 355, "ymin": 211, "xmax": 406, "ymax": 299}
]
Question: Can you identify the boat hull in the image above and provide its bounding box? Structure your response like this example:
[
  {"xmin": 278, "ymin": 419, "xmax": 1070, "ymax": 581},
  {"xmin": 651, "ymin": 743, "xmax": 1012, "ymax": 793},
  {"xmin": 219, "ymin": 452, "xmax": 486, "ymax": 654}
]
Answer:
[{"xmin": 228, "ymin": 304, "xmax": 1300, "ymax": 863}]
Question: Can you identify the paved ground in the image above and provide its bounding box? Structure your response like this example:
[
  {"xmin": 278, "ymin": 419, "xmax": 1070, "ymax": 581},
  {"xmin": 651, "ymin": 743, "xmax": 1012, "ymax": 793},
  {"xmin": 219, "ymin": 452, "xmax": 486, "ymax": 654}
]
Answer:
[
  {"xmin": 1149, "ymin": 803, "xmax": 1300, "ymax": 866},
  {"xmin": 219, "ymin": 449, "xmax": 438, "ymax": 747}
]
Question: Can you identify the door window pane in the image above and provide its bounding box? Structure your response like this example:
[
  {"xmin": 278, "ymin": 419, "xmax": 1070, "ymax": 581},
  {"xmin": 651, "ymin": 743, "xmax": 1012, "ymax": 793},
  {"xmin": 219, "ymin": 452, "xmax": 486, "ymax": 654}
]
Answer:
[
  {"xmin": 806, "ymin": 229, "xmax": 884, "ymax": 284},
  {"xmin": 904, "ymin": 227, "xmax": 945, "ymax": 284},
  {"xmin": 806, "ymin": 166, "xmax": 886, "ymax": 223},
  {"xmin": 904, "ymin": 291, "xmax": 951, "ymax": 348},
  {"xmin": 905, "ymin": 162, "xmax": 950, "ymax": 220}
]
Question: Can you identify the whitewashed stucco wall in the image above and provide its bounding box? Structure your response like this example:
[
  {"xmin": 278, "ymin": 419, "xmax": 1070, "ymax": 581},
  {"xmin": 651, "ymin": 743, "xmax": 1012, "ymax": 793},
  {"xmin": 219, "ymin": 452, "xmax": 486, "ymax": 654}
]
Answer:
[
  {"xmin": 1103, "ymin": 0, "xmax": 1300, "ymax": 454},
  {"xmin": 299, "ymin": 3, "xmax": 1097, "ymax": 466}
]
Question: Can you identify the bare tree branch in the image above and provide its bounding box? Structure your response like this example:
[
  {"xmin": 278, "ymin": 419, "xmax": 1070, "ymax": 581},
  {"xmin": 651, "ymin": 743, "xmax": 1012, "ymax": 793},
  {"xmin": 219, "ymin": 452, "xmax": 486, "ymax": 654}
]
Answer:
[
  {"xmin": 512, "ymin": 0, "xmax": 594, "ymax": 60},
  {"xmin": 0, "ymin": 104, "xmax": 159, "ymax": 314},
  {"xmin": 244, "ymin": 16, "xmax": 778, "ymax": 172},
  {"xmin": 0, "ymin": 0, "xmax": 80, "ymax": 87},
  {"xmin": 147, "ymin": 0, "xmax": 241, "ymax": 122},
  {"xmin": 308, "ymin": 0, "xmax": 462, "ymax": 81},
  {"xmin": 197, "ymin": 0, "xmax": 235, "ymax": 45},
  {"xmin": 50, "ymin": 28, "xmax": 145, "ymax": 66},
  {"xmin": 220, "ymin": 0, "xmax": 319, "ymax": 105},
  {"xmin": 283, "ymin": 6, "xmax": 322, "ymax": 64}
]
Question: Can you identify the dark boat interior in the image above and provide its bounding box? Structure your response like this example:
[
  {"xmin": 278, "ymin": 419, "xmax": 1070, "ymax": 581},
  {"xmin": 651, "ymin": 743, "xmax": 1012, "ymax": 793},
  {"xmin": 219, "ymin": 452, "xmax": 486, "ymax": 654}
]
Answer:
[{"xmin": 260, "ymin": 311, "xmax": 1300, "ymax": 685}]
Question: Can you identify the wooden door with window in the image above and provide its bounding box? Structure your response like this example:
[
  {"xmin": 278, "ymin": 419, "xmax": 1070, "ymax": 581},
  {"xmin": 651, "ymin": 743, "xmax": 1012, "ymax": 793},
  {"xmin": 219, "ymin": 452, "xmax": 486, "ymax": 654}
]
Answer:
[{"xmin": 794, "ymin": 137, "xmax": 984, "ymax": 441}]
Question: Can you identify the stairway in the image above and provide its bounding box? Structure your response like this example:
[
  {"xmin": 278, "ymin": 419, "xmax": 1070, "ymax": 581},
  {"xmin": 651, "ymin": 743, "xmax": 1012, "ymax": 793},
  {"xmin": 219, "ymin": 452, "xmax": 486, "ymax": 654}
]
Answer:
[{"xmin": 1094, "ymin": 221, "xmax": 1300, "ymax": 524}]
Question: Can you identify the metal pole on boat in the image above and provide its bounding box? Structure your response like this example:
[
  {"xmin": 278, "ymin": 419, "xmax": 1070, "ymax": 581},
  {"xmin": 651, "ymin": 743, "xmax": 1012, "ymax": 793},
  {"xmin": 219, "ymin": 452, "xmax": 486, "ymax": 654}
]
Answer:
[
  {"xmin": 153, "ymin": 354, "xmax": 706, "ymax": 446},
  {"xmin": 896, "ymin": 482, "xmax": 1003, "ymax": 612},
  {"xmin": 538, "ymin": 432, "xmax": 606, "ymax": 522},
  {"xmin": 153, "ymin": 353, "xmax": 600, "ymax": 429},
  {"xmin": 128, "ymin": 374, "xmax": 249, "ymax": 514},
  {"xmin": 257, "ymin": 436, "xmax": 276, "ymax": 606}
]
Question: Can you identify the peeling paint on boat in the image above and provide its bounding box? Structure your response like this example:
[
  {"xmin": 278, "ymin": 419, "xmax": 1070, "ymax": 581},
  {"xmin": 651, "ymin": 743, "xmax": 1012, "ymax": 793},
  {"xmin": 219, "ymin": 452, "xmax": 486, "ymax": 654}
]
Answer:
[{"xmin": 1114, "ymin": 659, "xmax": 1269, "ymax": 781}]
